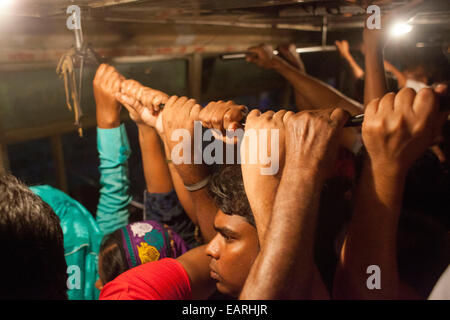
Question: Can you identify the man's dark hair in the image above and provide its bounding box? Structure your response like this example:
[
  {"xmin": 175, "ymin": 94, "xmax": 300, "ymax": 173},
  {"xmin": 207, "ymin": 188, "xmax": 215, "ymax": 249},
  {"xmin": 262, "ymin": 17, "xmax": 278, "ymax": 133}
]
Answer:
[
  {"xmin": 0, "ymin": 174, "xmax": 67, "ymax": 299},
  {"xmin": 208, "ymin": 165, "xmax": 255, "ymax": 227}
]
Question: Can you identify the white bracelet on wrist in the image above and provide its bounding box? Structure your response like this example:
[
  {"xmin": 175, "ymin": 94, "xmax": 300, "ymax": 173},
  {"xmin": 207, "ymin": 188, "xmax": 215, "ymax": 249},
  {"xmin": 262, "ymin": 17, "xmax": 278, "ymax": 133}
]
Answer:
[{"xmin": 184, "ymin": 176, "xmax": 210, "ymax": 192}]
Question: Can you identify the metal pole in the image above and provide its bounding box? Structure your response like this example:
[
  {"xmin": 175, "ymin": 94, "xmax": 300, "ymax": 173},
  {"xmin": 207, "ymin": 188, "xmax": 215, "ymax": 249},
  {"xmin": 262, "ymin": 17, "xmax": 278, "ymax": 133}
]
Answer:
[
  {"xmin": 73, "ymin": 10, "xmax": 83, "ymax": 51},
  {"xmin": 322, "ymin": 16, "xmax": 328, "ymax": 47}
]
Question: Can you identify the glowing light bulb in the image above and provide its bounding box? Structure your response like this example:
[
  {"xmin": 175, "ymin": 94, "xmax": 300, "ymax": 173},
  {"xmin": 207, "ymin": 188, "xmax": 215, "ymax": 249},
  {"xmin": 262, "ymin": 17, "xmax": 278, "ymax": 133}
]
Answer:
[
  {"xmin": 0, "ymin": 0, "xmax": 13, "ymax": 7},
  {"xmin": 390, "ymin": 22, "xmax": 413, "ymax": 37}
]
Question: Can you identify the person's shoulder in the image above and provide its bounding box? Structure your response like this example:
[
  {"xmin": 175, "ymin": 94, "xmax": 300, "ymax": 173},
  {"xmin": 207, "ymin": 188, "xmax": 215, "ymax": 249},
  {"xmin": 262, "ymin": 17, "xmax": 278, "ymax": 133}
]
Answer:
[{"xmin": 100, "ymin": 258, "xmax": 191, "ymax": 300}]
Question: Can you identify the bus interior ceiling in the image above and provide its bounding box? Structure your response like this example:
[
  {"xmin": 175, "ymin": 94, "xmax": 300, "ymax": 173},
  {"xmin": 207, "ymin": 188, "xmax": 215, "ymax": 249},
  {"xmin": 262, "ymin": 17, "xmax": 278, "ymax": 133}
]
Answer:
[{"xmin": 0, "ymin": 0, "xmax": 449, "ymax": 214}]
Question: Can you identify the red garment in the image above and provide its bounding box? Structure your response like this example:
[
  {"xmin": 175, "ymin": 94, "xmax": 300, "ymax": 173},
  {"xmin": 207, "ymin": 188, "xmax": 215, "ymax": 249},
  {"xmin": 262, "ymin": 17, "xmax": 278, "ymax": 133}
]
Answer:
[
  {"xmin": 333, "ymin": 148, "xmax": 356, "ymax": 181},
  {"xmin": 100, "ymin": 258, "xmax": 191, "ymax": 300}
]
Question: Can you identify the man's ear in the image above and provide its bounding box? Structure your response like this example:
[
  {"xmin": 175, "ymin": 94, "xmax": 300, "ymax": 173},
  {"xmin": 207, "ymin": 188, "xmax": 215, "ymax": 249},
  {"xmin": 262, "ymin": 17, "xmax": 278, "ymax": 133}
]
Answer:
[{"xmin": 95, "ymin": 278, "xmax": 104, "ymax": 291}]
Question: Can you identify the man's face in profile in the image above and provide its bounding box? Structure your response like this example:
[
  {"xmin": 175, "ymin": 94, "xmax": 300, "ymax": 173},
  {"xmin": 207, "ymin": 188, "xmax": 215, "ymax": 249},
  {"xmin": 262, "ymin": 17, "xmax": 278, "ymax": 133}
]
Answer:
[{"xmin": 205, "ymin": 210, "xmax": 259, "ymax": 297}]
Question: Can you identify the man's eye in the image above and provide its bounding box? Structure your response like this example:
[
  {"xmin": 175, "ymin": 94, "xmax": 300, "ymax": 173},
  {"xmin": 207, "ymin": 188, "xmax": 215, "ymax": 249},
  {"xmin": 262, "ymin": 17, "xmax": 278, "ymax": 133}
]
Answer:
[{"xmin": 221, "ymin": 233, "xmax": 233, "ymax": 242}]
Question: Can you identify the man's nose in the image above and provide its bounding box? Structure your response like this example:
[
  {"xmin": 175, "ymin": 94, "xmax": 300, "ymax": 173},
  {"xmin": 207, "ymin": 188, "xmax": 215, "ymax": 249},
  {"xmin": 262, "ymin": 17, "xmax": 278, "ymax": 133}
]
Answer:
[{"xmin": 205, "ymin": 235, "xmax": 220, "ymax": 259}]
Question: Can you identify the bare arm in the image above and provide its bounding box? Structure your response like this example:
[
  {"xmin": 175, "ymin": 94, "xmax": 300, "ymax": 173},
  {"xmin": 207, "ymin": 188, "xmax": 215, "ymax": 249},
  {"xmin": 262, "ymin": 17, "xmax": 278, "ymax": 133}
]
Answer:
[
  {"xmin": 240, "ymin": 108, "xmax": 349, "ymax": 300},
  {"xmin": 344, "ymin": 54, "xmax": 365, "ymax": 80},
  {"xmin": 137, "ymin": 124, "xmax": 173, "ymax": 193},
  {"xmin": 384, "ymin": 60, "xmax": 407, "ymax": 89},
  {"xmin": 118, "ymin": 82, "xmax": 251, "ymax": 243},
  {"xmin": 363, "ymin": 32, "xmax": 387, "ymax": 107},
  {"xmin": 240, "ymin": 169, "xmax": 325, "ymax": 299},
  {"xmin": 239, "ymin": 110, "xmax": 289, "ymax": 243},
  {"xmin": 333, "ymin": 155, "xmax": 404, "ymax": 299},
  {"xmin": 333, "ymin": 88, "xmax": 443, "ymax": 299},
  {"xmin": 277, "ymin": 44, "xmax": 313, "ymax": 110},
  {"xmin": 137, "ymin": 115, "xmax": 200, "ymax": 228},
  {"xmin": 278, "ymin": 60, "xmax": 362, "ymax": 115},
  {"xmin": 163, "ymin": 141, "xmax": 197, "ymax": 224},
  {"xmin": 161, "ymin": 96, "xmax": 219, "ymax": 242},
  {"xmin": 136, "ymin": 124, "xmax": 216, "ymax": 244},
  {"xmin": 363, "ymin": 0, "xmax": 425, "ymax": 106},
  {"xmin": 336, "ymin": 40, "xmax": 365, "ymax": 80},
  {"xmin": 247, "ymin": 45, "xmax": 363, "ymax": 116},
  {"xmin": 116, "ymin": 82, "xmax": 218, "ymax": 242}
]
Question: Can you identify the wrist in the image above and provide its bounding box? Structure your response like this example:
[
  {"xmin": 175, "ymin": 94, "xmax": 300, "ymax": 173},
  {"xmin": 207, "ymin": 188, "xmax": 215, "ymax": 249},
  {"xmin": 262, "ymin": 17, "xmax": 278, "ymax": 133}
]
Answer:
[
  {"xmin": 360, "ymin": 157, "xmax": 406, "ymax": 221},
  {"xmin": 176, "ymin": 164, "xmax": 209, "ymax": 186},
  {"xmin": 97, "ymin": 109, "xmax": 121, "ymax": 129},
  {"xmin": 137, "ymin": 123, "xmax": 156, "ymax": 134},
  {"xmin": 367, "ymin": 156, "xmax": 408, "ymax": 182},
  {"xmin": 138, "ymin": 124, "xmax": 160, "ymax": 149},
  {"xmin": 271, "ymin": 56, "xmax": 285, "ymax": 71},
  {"xmin": 184, "ymin": 175, "xmax": 210, "ymax": 192},
  {"xmin": 97, "ymin": 118, "xmax": 121, "ymax": 129}
]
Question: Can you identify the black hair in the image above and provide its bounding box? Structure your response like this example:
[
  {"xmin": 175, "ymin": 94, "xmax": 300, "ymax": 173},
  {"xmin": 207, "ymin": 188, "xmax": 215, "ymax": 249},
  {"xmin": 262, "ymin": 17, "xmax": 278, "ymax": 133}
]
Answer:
[
  {"xmin": 208, "ymin": 165, "xmax": 255, "ymax": 228},
  {"xmin": 403, "ymin": 149, "xmax": 450, "ymax": 228},
  {"xmin": 0, "ymin": 174, "xmax": 67, "ymax": 299},
  {"xmin": 99, "ymin": 229, "xmax": 128, "ymax": 284},
  {"xmin": 397, "ymin": 212, "xmax": 450, "ymax": 298}
]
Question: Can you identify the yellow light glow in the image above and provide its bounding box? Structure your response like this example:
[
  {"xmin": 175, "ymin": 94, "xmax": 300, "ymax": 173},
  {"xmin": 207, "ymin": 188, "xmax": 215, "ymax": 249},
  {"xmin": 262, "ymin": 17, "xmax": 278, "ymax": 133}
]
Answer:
[{"xmin": 390, "ymin": 22, "xmax": 413, "ymax": 37}]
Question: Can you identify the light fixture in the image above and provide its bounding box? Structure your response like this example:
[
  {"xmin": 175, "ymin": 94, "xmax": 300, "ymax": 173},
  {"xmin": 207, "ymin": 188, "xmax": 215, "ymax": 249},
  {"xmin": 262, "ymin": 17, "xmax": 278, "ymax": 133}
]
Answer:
[
  {"xmin": 0, "ymin": 0, "xmax": 13, "ymax": 7},
  {"xmin": 390, "ymin": 22, "xmax": 413, "ymax": 37}
]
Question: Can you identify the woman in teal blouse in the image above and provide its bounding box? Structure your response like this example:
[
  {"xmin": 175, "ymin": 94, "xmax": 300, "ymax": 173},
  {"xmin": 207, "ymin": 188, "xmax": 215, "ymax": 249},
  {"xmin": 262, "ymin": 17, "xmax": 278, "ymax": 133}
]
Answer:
[{"xmin": 30, "ymin": 123, "xmax": 132, "ymax": 299}]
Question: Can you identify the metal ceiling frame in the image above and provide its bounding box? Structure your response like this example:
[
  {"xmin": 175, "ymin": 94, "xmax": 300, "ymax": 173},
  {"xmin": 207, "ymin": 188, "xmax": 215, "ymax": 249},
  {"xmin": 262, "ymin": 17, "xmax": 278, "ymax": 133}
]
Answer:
[{"xmin": 2, "ymin": 0, "xmax": 449, "ymax": 31}]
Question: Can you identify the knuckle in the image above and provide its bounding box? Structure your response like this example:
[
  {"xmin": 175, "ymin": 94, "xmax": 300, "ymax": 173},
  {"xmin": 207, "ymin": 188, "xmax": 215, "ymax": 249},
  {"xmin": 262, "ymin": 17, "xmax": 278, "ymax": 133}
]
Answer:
[
  {"xmin": 416, "ymin": 87, "xmax": 435, "ymax": 105},
  {"xmin": 399, "ymin": 87, "xmax": 416, "ymax": 98},
  {"xmin": 302, "ymin": 112, "xmax": 314, "ymax": 121},
  {"xmin": 412, "ymin": 122, "xmax": 427, "ymax": 136},
  {"xmin": 223, "ymin": 113, "xmax": 231, "ymax": 121},
  {"xmin": 198, "ymin": 114, "xmax": 207, "ymax": 123},
  {"xmin": 212, "ymin": 116, "xmax": 220, "ymax": 125},
  {"xmin": 248, "ymin": 109, "xmax": 260, "ymax": 118},
  {"xmin": 418, "ymin": 87, "xmax": 434, "ymax": 97},
  {"xmin": 383, "ymin": 92, "xmax": 396, "ymax": 103},
  {"xmin": 367, "ymin": 98, "xmax": 380, "ymax": 110},
  {"xmin": 366, "ymin": 118, "xmax": 384, "ymax": 134}
]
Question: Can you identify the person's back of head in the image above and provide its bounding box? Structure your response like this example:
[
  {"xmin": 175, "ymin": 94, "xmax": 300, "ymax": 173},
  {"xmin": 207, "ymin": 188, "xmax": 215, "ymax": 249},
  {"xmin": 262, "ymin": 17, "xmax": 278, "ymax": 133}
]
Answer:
[
  {"xmin": 98, "ymin": 220, "xmax": 189, "ymax": 289},
  {"xmin": 0, "ymin": 174, "xmax": 67, "ymax": 299}
]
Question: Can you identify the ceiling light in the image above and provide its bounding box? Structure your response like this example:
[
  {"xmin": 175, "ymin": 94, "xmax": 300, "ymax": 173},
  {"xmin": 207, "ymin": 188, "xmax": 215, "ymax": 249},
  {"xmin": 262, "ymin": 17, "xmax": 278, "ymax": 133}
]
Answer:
[
  {"xmin": 0, "ymin": 0, "xmax": 13, "ymax": 8},
  {"xmin": 390, "ymin": 22, "xmax": 413, "ymax": 37}
]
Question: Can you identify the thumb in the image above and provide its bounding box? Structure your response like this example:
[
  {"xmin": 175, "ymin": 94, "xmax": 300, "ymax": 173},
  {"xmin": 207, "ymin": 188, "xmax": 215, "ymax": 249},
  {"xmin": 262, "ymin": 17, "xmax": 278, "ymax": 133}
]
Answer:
[{"xmin": 330, "ymin": 108, "xmax": 351, "ymax": 129}]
